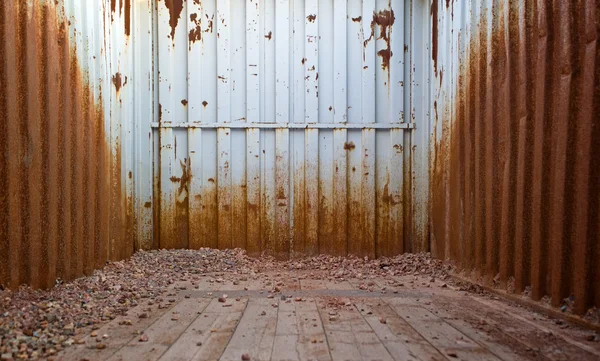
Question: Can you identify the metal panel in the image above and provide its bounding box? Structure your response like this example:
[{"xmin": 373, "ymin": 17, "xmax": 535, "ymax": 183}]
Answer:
[
  {"xmin": 0, "ymin": 0, "xmax": 135, "ymax": 289},
  {"xmin": 151, "ymin": 0, "xmax": 426, "ymax": 259},
  {"xmin": 430, "ymin": 0, "xmax": 600, "ymax": 313}
]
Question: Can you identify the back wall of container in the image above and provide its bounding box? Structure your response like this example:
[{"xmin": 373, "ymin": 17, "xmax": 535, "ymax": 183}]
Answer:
[
  {"xmin": 145, "ymin": 0, "xmax": 431, "ymax": 259},
  {"xmin": 0, "ymin": 0, "xmax": 433, "ymax": 288}
]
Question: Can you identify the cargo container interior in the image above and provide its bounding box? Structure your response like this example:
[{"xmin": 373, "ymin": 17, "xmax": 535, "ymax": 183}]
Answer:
[{"xmin": 1, "ymin": 0, "xmax": 599, "ymax": 316}]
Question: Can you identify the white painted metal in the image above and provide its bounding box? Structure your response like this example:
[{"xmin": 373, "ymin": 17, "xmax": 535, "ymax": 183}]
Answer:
[
  {"xmin": 144, "ymin": 0, "xmax": 429, "ymax": 257},
  {"xmin": 150, "ymin": 122, "xmax": 415, "ymax": 129}
]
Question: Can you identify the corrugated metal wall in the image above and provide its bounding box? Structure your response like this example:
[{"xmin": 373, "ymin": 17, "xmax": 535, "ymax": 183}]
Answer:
[
  {"xmin": 149, "ymin": 0, "xmax": 432, "ymax": 259},
  {"xmin": 0, "ymin": 0, "xmax": 135, "ymax": 289},
  {"xmin": 430, "ymin": 0, "xmax": 600, "ymax": 314}
]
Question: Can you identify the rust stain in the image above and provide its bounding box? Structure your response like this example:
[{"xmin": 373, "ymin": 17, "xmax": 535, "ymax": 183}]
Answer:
[
  {"xmin": 202, "ymin": 100, "xmax": 208, "ymax": 107},
  {"xmin": 382, "ymin": 184, "xmax": 401, "ymax": 206},
  {"xmin": 372, "ymin": 9, "xmax": 395, "ymax": 70},
  {"xmin": 112, "ymin": 72, "xmax": 122, "ymax": 93},
  {"xmin": 344, "ymin": 141, "xmax": 356, "ymax": 150},
  {"xmin": 0, "ymin": 0, "xmax": 127, "ymax": 289},
  {"xmin": 352, "ymin": 16, "xmax": 362, "ymax": 22},
  {"xmin": 307, "ymin": 14, "xmax": 316, "ymax": 23},
  {"xmin": 160, "ymin": 0, "xmax": 184, "ymax": 41},
  {"xmin": 431, "ymin": 0, "xmax": 438, "ymax": 75},
  {"xmin": 265, "ymin": 31, "xmax": 272, "ymax": 40},
  {"xmin": 124, "ymin": 0, "xmax": 131, "ymax": 36},
  {"xmin": 110, "ymin": 0, "xmax": 117, "ymax": 20},
  {"xmin": 431, "ymin": 0, "xmax": 600, "ymax": 313},
  {"xmin": 161, "ymin": 158, "xmax": 191, "ymax": 249},
  {"xmin": 181, "ymin": 99, "xmax": 188, "ymax": 106},
  {"xmin": 189, "ymin": 13, "xmax": 201, "ymax": 46},
  {"xmin": 205, "ymin": 14, "xmax": 214, "ymax": 34},
  {"xmin": 144, "ymin": 201, "xmax": 152, "ymax": 208}
]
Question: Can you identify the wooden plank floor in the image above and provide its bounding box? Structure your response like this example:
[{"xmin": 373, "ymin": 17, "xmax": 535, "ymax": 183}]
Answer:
[{"xmin": 57, "ymin": 273, "xmax": 600, "ymax": 361}]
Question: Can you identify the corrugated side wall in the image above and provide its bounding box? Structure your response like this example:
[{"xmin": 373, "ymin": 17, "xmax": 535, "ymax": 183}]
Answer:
[
  {"xmin": 0, "ymin": 0, "xmax": 136, "ymax": 289},
  {"xmin": 430, "ymin": 0, "xmax": 600, "ymax": 314}
]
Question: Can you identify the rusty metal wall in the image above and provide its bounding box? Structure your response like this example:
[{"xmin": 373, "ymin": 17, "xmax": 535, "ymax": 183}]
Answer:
[
  {"xmin": 430, "ymin": 0, "xmax": 600, "ymax": 314},
  {"xmin": 0, "ymin": 0, "xmax": 135, "ymax": 289},
  {"xmin": 149, "ymin": 0, "xmax": 432, "ymax": 259}
]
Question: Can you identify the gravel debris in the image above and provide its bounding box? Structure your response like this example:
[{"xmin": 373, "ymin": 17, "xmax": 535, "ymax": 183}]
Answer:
[{"xmin": 0, "ymin": 249, "xmax": 450, "ymax": 359}]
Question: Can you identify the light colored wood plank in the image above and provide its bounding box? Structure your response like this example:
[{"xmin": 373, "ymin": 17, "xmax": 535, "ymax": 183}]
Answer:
[
  {"xmin": 272, "ymin": 299, "xmax": 331, "ymax": 361},
  {"xmin": 160, "ymin": 298, "xmax": 248, "ymax": 361},
  {"xmin": 203, "ymin": 296, "xmax": 248, "ymax": 314},
  {"xmin": 59, "ymin": 282, "xmax": 193, "ymax": 361},
  {"xmin": 318, "ymin": 298, "xmax": 393, "ymax": 361},
  {"xmin": 385, "ymin": 300, "xmax": 500, "ymax": 361},
  {"xmin": 354, "ymin": 299, "xmax": 447, "ymax": 361},
  {"xmin": 219, "ymin": 298, "xmax": 278, "ymax": 361},
  {"xmin": 108, "ymin": 298, "xmax": 210, "ymax": 361}
]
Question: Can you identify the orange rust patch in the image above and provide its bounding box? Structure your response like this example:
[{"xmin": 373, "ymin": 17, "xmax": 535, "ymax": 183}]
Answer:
[
  {"xmin": 372, "ymin": 9, "xmax": 395, "ymax": 70},
  {"xmin": 160, "ymin": 0, "xmax": 184, "ymax": 41},
  {"xmin": 189, "ymin": 13, "xmax": 201, "ymax": 46},
  {"xmin": 431, "ymin": 0, "xmax": 600, "ymax": 313},
  {"xmin": 307, "ymin": 14, "xmax": 316, "ymax": 22},
  {"xmin": 124, "ymin": 0, "xmax": 131, "ymax": 36},
  {"xmin": 431, "ymin": 0, "xmax": 439, "ymax": 74},
  {"xmin": 265, "ymin": 31, "xmax": 272, "ymax": 40},
  {"xmin": 344, "ymin": 142, "xmax": 356, "ymax": 150},
  {"xmin": 0, "ymin": 0, "xmax": 127, "ymax": 289},
  {"xmin": 112, "ymin": 72, "xmax": 122, "ymax": 92}
]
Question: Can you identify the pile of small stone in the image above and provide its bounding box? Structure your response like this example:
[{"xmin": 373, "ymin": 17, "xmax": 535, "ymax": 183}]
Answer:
[
  {"xmin": 0, "ymin": 249, "xmax": 447, "ymax": 359},
  {"xmin": 283, "ymin": 252, "xmax": 453, "ymax": 280}
]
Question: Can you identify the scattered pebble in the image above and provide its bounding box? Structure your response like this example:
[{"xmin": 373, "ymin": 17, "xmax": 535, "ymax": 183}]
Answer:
[{"xmin": 0, "ymin": 248, "xmax": 565, "ymax": 361}]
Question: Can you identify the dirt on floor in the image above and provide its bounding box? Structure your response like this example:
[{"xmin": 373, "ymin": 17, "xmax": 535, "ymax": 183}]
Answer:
[{"xmin": 0, "ymin": 250, "xmax": 598, "ymax": 361}]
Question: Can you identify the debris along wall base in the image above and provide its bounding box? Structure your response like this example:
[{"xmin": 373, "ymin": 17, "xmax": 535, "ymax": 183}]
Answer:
[
  {"xmin": 0, "ymin": 0, "xmax": 135, "ymax": 289},
  {"xmin": 430, "ymin": 0, "xmax": 600, "ymax": 314}
]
